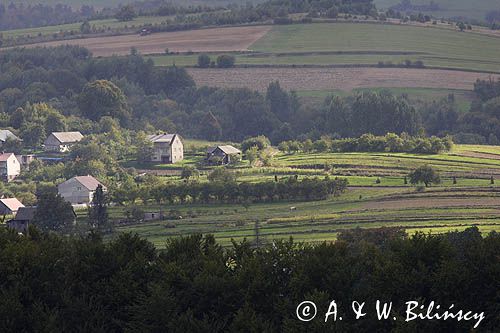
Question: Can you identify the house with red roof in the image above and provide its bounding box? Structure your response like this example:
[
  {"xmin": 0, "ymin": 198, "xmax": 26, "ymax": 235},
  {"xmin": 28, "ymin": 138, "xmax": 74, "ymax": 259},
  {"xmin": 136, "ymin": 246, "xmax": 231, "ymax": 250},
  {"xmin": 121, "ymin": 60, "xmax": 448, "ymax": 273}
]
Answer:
[{"xmin": 0, "ymin": 198, "xmax": 24, "ymax": 216}]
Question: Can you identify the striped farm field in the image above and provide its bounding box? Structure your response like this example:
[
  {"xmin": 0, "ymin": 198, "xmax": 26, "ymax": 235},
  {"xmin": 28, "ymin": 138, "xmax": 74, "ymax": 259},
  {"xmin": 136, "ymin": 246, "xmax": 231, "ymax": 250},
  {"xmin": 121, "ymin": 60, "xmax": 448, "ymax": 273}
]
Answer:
[
  {"xmin": 186, "ymin": 67, "xmax": 500, "ymax": 92},
  {"xmin": 150, "ymin": 22, "xmax": 500, "ymax": 73},
  {"xmin": 109, "ymin": 144, "xmax": 500, "ymax": 247}
]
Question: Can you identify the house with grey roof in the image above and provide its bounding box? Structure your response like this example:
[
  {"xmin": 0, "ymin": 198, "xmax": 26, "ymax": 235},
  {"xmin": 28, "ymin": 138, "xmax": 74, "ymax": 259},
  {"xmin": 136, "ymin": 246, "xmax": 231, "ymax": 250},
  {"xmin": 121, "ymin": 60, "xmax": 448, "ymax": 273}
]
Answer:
[
  {"xmin": 0, "ymin": 153, "xmax": 21, "ymax": 182},
  {"xmin": 58, "ymin": 176, "xmax": 106, "ymax": 205},
  {"xmin": 148, "ymin": 133, "xmax": 184, "ymax": 164},
  {"xmin": 206, "ymin": 145, "xmax": 242, "ymax": 165},
  {"xmin": 0, "ymin": 130, "xmax": 21, "ymax": 146},
  {"xmin": 44, "ymin": 131, "xmax": 84, "ymax": 153},
  {"xmin": 7, "ymin": 206, "xmax": 36, "ymax": 233}
]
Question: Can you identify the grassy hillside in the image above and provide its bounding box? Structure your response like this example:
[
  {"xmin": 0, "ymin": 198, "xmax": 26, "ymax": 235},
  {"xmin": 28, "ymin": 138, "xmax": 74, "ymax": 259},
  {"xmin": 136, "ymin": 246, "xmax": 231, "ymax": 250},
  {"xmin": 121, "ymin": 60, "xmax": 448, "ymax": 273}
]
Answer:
[
  {"xmin": 375, "ymin": 0, "xmax": 497, "ymax": 21},
  {"xmin": 100, "ymin": 144, "xmax": 500, "ymax": 248},
  {"xmin": 1, "ymin": 16, "xmax": 175, "ymax": 38},
  {"xmin": 148, "ymin": 22, "xmax": 500, "ymax": 73},
  {"xmin": 250, "ymin": 23, "xmax": 500, "ymax": 72}
]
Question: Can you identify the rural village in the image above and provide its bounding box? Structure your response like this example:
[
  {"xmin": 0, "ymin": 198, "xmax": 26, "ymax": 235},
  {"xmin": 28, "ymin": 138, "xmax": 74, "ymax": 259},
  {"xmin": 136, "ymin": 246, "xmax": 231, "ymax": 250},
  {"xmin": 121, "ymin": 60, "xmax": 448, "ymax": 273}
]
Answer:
[{"xmin": 0, "ymin": 0, "xmax": 499, "ymax": 331}]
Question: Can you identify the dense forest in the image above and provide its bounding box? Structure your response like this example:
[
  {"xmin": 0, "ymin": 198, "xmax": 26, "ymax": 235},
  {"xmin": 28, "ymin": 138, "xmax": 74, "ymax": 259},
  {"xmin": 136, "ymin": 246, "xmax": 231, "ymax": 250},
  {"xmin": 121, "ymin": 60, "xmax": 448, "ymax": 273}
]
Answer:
[
  {"xmin": 0, "ymin": 3, "xmax": 100, "ymax": 30},
  {"xmin": 0, "ymin": 226, "xmax": 498, "ymax": 331},
  {"xmin": 0, "ymin": 46, "xmax": 498, "ymax": 146},
  {"xmin": 0, "ymin": 0, "xmax": 375, "ymax": 32}
]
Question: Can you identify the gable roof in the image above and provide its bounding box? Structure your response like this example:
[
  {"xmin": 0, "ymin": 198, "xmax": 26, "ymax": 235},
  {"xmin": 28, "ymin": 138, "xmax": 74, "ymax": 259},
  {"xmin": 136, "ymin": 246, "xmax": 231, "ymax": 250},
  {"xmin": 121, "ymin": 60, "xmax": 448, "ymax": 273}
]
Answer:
[
  {"xmin": 0, "ymin": 198, "xmax": 25, "ymax": 212},
  {"xmin": 70, "ymin": 176, "xmax": 104, "ymax": 191},
  {"xmin": 0, "ymin": 130, "xmax": 21, "ymax": 143},
  {"xmin": 0, "ymin": 153, "xmax": 16, "ymax": 162},
  {"xmin": 208, "ymin": 145, "xmax": 242, "ymax": 155},
  {"xmin": 15, "ymin": 207, "xmax": 37, "ymax": 221},
  {"xmin": 148, "ymin": 134, "xmax": 181, "ymax": 145},
  {"xmin": 49, "ymin": 132, "xmax": 84, "ymax": 144}
]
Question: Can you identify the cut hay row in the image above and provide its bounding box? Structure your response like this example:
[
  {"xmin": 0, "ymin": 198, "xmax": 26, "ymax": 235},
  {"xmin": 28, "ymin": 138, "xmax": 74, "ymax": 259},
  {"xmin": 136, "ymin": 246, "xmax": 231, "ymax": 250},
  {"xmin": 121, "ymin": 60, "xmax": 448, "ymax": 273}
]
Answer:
[{"xmin": 187, "ymin": 67, "xmax": 500, "ymax": 92}]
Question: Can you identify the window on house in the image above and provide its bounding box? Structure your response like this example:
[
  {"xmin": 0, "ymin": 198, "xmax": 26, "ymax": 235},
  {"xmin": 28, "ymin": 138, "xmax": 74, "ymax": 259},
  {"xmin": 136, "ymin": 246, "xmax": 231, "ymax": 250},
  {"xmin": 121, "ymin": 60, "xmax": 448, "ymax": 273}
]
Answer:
[{"xmin": 77, "ymin": 187, "xmax": 82, "ymax": 191}]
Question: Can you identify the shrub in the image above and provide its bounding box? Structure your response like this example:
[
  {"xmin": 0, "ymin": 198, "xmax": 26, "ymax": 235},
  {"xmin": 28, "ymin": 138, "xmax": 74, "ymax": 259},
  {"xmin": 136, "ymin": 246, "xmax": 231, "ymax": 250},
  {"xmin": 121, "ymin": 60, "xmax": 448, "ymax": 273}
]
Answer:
[
  {"xmin": 197, "ymin": 54, "xmax": 211, "ymax": 68},
  {"xmin": 216, "ymin": 55, "xmax": 235, "ymax": 68}
]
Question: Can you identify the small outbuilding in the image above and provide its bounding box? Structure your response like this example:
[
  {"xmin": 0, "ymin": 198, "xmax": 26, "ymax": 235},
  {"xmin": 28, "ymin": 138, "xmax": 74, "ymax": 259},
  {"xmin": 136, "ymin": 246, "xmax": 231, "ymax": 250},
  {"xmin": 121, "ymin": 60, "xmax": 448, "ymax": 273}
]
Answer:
[
  {"xmin": 6, "ymin": 206, "xmax": 37, "ymax": 233},
  {"xmin": 206, "ymin": 145, "xmax": 242, "ymax": 165},
  {"xmin": 44, "ymin": 132, "xmax": 84, "ymax": 153}
]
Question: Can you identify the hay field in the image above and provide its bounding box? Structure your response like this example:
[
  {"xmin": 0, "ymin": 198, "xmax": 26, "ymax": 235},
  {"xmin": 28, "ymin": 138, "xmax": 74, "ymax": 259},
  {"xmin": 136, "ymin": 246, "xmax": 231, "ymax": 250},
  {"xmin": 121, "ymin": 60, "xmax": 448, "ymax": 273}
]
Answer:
[{"xmin": 187, "ymin": 67, "xmax": 500, "ymax": 92}]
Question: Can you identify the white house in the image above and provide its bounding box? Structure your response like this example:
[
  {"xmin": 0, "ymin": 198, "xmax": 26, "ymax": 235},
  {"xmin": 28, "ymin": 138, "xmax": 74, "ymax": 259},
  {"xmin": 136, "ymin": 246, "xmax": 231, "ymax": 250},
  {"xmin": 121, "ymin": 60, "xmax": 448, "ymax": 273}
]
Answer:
[
  {"xmin": 58, "ymin": 176, "xmax": 106, "ymax": 205},
  {"xmin": 44, "ymin": 132, "xmax": 84, "ymax": 153},
  {"xmin": 148, "ymin": 134, "xmax": 184, "ymax": 164},
  {"xmin": 0, "ymin": 153, "xmax": 21, "ymax": 182}
]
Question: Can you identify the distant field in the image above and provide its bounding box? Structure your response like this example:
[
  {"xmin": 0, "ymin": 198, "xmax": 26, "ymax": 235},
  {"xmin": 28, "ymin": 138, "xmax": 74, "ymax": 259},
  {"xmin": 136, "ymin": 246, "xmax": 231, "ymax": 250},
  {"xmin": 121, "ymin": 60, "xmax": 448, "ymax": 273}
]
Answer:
[
  {"xmin": 6, "ymin": 0, "xmax": 254, "ymax": 9},
  {"xmin": 250, "ymin": 23, "xmax": 500, "ymax": 72},
  {"xmin": 106, "ymin": 144, "xmax": 500, "ymax": 247},
  {"xmin": 186, "ymin": 67, "xmax": 500, "ymax": 92},
  {"xmin": 1, "ymin": 16, "xmax": 176, "ymax": 39},
  {"xmin": 375, "ymin": 0, "xmax": 497, "ymax": 21},
  {"xmin": 17, "ymin": 25, "xmax": 272, "ymax": 57}
]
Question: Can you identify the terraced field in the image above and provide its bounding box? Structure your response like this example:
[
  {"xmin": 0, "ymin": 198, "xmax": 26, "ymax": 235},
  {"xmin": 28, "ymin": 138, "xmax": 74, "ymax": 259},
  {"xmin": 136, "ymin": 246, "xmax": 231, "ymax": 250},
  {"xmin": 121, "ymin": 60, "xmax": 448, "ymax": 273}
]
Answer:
[{"xmin": 107, "ymin": 144, "xmax": 500, "ymax": 248}]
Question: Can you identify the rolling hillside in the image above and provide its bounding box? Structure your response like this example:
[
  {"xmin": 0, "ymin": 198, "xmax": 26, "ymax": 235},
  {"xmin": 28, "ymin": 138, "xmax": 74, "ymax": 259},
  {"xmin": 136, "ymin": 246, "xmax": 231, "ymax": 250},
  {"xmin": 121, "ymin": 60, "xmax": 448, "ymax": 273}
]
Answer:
[{"xmin": 111, "ymin": 144, "xmax": 500, "ymax": 247}]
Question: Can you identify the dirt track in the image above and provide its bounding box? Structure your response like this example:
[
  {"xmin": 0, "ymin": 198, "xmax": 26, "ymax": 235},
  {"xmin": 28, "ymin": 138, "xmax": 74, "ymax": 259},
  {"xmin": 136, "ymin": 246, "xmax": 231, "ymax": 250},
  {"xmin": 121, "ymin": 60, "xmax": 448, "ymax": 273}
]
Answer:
[
  {"xmin": 23, "ymin": 25, "xmax": 272, "ymax": 56},
  {"xmin": 187, "ymin": 67, "xmax": 500, "ymax": 92}
]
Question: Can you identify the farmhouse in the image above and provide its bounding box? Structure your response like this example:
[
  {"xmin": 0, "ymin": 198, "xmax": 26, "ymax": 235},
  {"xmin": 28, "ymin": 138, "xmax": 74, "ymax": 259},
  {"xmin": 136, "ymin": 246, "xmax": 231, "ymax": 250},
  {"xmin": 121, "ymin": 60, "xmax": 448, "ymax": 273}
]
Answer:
[
  {"xmin": 58, "ymin": 175, "xmax": 106, "ymax": 205},
  {"xmin": 6, "ymin": 206, "xmax": 36, "ymax": 233},
  {"xmin": 148, "ymin": 134, "xmax": 184, "ymax": 164},
  {"xmin": 0, "ymin": 130, "xmax": 21, "ymax": 146},
  {"xmin": 206, "ymin": 145, "xmax": 242, "ymax": 165},
  {"xmin": 44, "ymin": 131, "xmax": 84, "ymax": 153},
  {"xmin": 0, "ymin": 153, "xmax": 21, "ymax": 182},
  {"xmin": 0, "ymin": 198, "xmax": 25, "ymax": 216}
]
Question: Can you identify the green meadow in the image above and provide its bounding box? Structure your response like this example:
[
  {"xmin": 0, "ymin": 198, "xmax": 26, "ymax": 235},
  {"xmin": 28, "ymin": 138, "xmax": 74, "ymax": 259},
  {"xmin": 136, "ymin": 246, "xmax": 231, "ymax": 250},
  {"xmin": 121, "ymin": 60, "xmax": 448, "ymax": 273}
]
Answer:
[
  {"xmin": 250, "ymin": 23, "xmax": 500, "ymax": 72},
  {"xmin": 105, "ymin": 144, "xmax": 500, "ymax": 247},
  {"xmin": 149, "ymin": 22, "xmax": 500, "ymax": 73},
  {"xmin": 1, "ymin": 16, "xmax": 175, "ymax": 38}
]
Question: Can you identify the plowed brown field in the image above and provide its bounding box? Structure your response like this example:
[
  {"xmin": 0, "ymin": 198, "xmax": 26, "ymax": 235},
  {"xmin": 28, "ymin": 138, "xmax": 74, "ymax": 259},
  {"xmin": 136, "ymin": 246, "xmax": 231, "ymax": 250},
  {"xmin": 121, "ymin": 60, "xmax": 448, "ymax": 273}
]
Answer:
[
  {"xmin": 187, "ymin": 67, "xmax": 500, "ymax": 92},
  {"xmin": 22, "ymin": 25, "xmax": 272, "ymax": 56}
]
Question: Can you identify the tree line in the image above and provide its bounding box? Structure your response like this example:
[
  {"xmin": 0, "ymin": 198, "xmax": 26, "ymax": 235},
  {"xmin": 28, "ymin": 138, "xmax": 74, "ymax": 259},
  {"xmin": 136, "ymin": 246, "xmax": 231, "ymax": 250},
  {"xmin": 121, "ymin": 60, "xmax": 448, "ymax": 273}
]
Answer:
[
  {"xmin": 278, "ymin": 133, "xmax": 453, "ymax": 154},
  {"xmin": 0, "ymin": 226, "xmax": 498, "ymax": 331},
  {"xmin": 145, "ymin": 175, "xmax": 348, "ymax": 205},
  {"xmin": 0, "ymin": 46, "xmax": 494, "ymax": 148}
]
